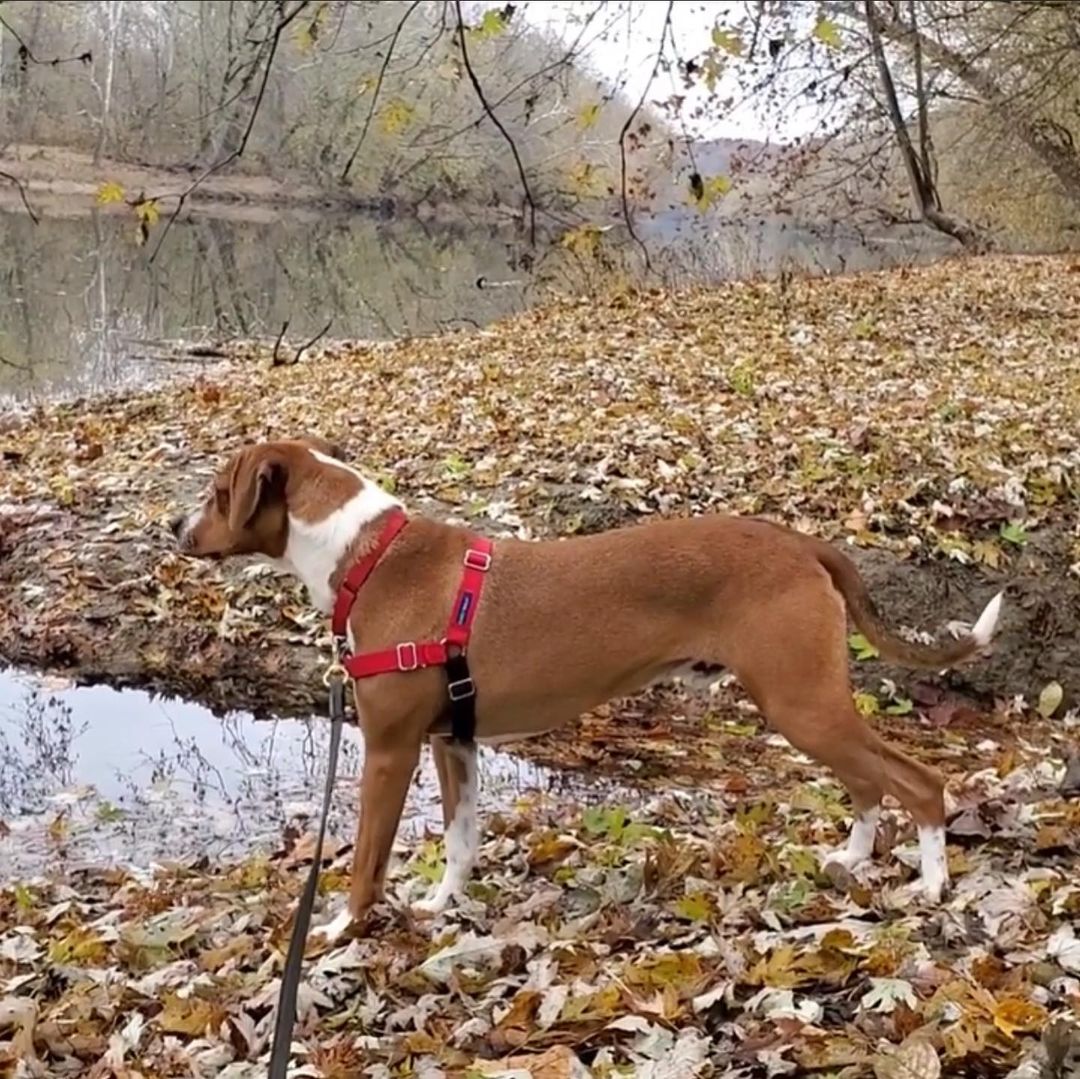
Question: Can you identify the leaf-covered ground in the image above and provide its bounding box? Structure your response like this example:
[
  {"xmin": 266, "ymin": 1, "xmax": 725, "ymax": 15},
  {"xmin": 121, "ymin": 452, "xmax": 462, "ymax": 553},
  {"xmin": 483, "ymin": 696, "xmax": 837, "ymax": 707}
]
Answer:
[
  {"xmin": 2, "ymin": 253, "xmax": 1080, "ymax": 1075},
  {"xmin": 3, "ymin": 754, "xmax": 1080, "ymax": 1078}
]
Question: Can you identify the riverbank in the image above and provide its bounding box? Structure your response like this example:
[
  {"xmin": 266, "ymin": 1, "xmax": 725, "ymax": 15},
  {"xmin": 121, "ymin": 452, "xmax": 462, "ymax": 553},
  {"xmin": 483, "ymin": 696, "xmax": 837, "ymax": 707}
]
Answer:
[{"xmin": 0, "ymin": 143, "xmax": 520, "ymax": 225}]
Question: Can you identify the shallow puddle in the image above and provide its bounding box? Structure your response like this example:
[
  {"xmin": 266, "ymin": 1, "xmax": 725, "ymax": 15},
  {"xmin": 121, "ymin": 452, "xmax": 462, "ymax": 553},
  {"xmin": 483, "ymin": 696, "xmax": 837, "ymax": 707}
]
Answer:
[{"xmin": 0, "ymin": 668, "xmax": 620, "ymax": 880}]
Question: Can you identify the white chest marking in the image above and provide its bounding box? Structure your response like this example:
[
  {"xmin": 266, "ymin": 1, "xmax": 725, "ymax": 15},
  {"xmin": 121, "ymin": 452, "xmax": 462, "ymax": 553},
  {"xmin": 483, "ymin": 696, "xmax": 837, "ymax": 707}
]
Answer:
[{"xmin": 275, "ymin": 451, "xmax": 402, "ymax": 613}]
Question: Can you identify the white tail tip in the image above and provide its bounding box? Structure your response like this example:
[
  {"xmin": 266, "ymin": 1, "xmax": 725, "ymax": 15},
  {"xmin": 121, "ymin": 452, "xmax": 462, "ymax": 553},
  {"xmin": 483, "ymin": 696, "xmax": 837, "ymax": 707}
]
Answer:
[{"xmin": 971, "ymin": 590, "xmax": 1004, "ymax": 648}]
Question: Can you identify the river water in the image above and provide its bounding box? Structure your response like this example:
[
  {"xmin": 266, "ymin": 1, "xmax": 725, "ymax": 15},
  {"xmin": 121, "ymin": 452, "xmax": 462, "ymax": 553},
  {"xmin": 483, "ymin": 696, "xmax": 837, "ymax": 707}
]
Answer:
[{"xmin": 0, "ymin": 202, "xmax": 948, "ymax": 399}]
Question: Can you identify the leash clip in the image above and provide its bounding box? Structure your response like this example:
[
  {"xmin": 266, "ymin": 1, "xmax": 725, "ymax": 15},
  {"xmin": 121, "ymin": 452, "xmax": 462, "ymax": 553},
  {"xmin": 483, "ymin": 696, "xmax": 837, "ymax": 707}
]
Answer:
[
  {"xmin": 323, "ymin": 639, "xmax": 348, "ymax": 688},
  {"xmin": 322, "ymin": 660, "xmax": 346, "ymax": 688}
]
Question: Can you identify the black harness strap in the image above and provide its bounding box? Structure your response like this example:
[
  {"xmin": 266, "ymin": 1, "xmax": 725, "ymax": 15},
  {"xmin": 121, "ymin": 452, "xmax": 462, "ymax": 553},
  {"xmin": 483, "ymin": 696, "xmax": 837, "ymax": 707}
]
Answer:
[{"xmin": 444, "ymin": 649, "xmax": 477, "ymax": 744}]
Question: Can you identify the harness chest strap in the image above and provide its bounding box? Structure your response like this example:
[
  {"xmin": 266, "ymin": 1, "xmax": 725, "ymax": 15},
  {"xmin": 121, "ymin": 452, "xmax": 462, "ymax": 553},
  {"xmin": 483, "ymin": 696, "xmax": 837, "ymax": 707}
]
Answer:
[{"xmin": 329, "ymin": 511, "xmax": 493, "ymax": 742}]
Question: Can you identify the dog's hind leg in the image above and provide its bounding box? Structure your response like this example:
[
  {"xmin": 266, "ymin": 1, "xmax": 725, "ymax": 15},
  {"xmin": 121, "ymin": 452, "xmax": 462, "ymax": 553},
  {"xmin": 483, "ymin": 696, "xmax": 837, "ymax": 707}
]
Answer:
[
  {"xmin": 431, "ymin": 735, "xmax": 461, "ymax": 829},
  {"xmin": 722, "ymin": 582, "xmax": 949, "ymax": 901},
  {"xmin": 416, "ymin": 739, "xmax": 479, "ymax": 914}
]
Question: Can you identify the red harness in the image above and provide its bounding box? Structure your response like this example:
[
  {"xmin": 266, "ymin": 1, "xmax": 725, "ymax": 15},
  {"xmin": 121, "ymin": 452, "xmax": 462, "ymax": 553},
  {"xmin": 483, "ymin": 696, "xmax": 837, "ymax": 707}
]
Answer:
[{"xmin": 329, "ymin": 509, "xmax": 493, "ymax": 741}]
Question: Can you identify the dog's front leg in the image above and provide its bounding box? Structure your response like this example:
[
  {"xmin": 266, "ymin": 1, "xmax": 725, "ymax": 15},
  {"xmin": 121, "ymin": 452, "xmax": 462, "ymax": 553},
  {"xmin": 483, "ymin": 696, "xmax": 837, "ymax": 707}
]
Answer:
[
  {"xmin": 348, "ymin": 735, "xmax": 422, "ymax": 919},
  {"xmin": 415, "ymin": 739, "xmax": 479, "ymax": 915}
]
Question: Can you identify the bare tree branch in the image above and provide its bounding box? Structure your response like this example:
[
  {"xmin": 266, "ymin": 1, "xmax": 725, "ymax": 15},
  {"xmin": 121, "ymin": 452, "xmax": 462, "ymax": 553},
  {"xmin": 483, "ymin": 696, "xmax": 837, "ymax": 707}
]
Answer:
[
  {"xmin": 453, "ymin": 0, "xmax": 537, "ymax": 245},
  {"xmin": 853, "ymin": 0, "xmax": 1080, "ymax": 210},
  {"xmin": 864, "ymin": 0, "xmax": 981, "ymax": 247},
  {"xmin": 293, "ymin": 319, "xmax": 334, "ymax": 365},
  {"xmin": 272, "ymin": 320, "xmax": 290, "ymax": 366},
  {"xmin": 148, "ymin": 0, "xmax": 312, "ymax": 263},
  {"xmin": 617, "ymin": 0, "xmax": 675, "ymax": 272},
  {"xmin": 0, "ymin": 13, "xmax": 91, "ymax": 67},
  {"xmin": 909, "ymin": 0, "xmax": 935, "ymax": 193},
  {"xmin": 340, "ymin": 0, "xmax": 424, "ymax": 184},
  {"xmin": 0, "ymin": 170, "xmax": 40, "ymax": 225}
]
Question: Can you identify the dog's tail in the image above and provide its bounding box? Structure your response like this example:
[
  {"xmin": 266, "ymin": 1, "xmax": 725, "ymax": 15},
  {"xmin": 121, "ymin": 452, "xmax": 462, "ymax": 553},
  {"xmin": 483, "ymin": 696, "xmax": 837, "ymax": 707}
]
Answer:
[{"xmin": 812, "ymin": 540, "xmax": 1003, "ymax": 669}]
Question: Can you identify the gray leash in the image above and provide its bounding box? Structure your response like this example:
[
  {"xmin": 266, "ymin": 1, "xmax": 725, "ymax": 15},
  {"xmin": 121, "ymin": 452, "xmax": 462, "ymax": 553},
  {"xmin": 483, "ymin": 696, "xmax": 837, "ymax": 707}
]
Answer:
[{"xmin": 268, "ymin": 670, "xmax": 347, "ymax": 1078}]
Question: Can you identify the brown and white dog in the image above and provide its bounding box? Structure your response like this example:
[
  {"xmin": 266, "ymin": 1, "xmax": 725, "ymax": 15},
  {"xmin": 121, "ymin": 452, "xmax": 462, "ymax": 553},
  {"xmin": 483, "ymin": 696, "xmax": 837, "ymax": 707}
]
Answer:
[{"xmin": 172, "ymin": 437, "xmax": 1003, "ymax": 920}]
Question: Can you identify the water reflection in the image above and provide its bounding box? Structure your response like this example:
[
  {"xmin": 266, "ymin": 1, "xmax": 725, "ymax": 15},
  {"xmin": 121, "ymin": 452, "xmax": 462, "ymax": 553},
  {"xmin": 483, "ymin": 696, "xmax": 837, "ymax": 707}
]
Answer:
[
  {"xmin": 0, "ymin": 203, "xmax": 950, "ymax": 400},
  {"xmin": 0, "ymin": 669, "xmax": 615, "ymax": 880},
  {"xmin": 0, "ymin": 207, "xmax": 537, "ymax": 399}
]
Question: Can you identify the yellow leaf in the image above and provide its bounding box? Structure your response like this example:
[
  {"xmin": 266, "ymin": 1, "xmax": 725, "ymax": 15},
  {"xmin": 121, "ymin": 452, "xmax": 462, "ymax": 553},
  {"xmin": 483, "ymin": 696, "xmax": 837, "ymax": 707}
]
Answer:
[
  {"xmin": 855, "ymin": 691, "xmax": 879, "ymax": 717},
  {"xmin": 1037, "ymin": 681, "xmax": 1063, "ymax": 718},
  {"xmin": 559, "ymin": 223, "xmax": 606, "ymax": 258},
  {"xmin": 135, "ymin": 198, "xmax": 160, "ymax": 226},
  {"xmin": 813, "ymin": 17, "xmax": 843, "ymax": 49},
  {"xmin": 48, "ymin": 926, "xmax": 108, "ymax": 966},
  {"xmin": 673, "ymin": 892, "xmax": 713, "ymax": 922},
  {"xmin": 689, "ymin": 173, "xmax": 732, "ymax": 211},
  {"xmin": 992, "ymin": 996, "xmax": 1048, "ymax": 1038},
  {"xmin": 711, "ymin": 26, "xmax": 743, "ymax": 56},
  {"xmin": 356, "ymin": 74, "xmax": 378, "ymax": 96},
  {"xmin": 701, "ymin": 54, "xmax": 724, "ymax": 93},
  {"xmin": 576, "ymin": 102, "xmax": 601, "ymax": 129},
  {"xmin": 470, "ymin": 8, "xmax": 512, "ymax": 40},
  {"xmin": 292, "ymin": 5, "xmax": 327, "ymax": 54},
  {"xmin": 565, "ymin": 160, "xmax": 606, "ymax": 197},
  {"xmin": 380, "ymin": 99, "xmax": 415, "ymax": 136},
  {"xmin": 972, "ymin": 539, "xmax": 1003, "ymax": 568},
  {"xmin": 96, "ymin": 181, "xmax": 125, "ymax": 205},
  {"xmin": 158, "ymin": 993, "xmax": 221, "ymax": 1037}
]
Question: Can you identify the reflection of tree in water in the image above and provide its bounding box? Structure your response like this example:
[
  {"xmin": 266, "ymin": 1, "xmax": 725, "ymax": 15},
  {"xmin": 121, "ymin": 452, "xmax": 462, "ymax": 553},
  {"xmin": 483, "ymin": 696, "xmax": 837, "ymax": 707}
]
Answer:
[
  {"xmin": 1, "ymin": 199, "xmax": 952, "ymax": 398},
  {"xmin": 0, "ymin": 207, "xmax": 539, "ymax": 397},
  {"xmin": 0, "ymin": 679, "xmax": 363, "ymax": 826},
  {"xmin": 0, "ymin": 689, "xmax": 86, "ymax": 816}
]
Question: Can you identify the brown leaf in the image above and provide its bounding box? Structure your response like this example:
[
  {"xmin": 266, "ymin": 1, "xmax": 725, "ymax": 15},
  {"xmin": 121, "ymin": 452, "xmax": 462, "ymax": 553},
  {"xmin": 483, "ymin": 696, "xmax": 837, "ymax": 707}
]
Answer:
[
  {"xmin": 157, "ymin": 994, "xmax": 225, "ymax": 1038},
  {"xmin": 873, "ymin": 1039, "xmax": 941, "ymax": 1079},
  {"xmin": 473, "ymin": 1045, "xmax": 587, "ymax": 1079}
]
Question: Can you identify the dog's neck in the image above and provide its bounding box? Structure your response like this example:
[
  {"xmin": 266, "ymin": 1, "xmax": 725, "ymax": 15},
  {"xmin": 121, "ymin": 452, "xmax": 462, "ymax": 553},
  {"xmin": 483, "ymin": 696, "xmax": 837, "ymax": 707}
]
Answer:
[{"xmin": 276, "ymin": 450, "xmax": 403, "ymax": 613}]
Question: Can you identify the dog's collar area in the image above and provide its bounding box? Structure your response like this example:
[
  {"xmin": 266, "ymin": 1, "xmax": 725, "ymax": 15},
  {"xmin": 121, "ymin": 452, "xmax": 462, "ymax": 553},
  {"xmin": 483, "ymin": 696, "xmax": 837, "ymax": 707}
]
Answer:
[
  {"xmin": 330, "ymin": 511, "xmax": 494, "ymax": 743},
  {"xmin": 330, "ymin": 508, "xmax": 410, "ymax": 643}
]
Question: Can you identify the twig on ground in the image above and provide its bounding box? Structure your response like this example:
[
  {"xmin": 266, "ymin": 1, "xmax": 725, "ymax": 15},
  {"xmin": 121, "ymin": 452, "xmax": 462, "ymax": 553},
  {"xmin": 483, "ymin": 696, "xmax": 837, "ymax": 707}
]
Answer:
[
  {"xmin": 272, "ymin": 321, "xmax": 291, "ymax": 367},
  {"xmin": 293, "ymin": 320, "xmax": 334, "ymax": 365}
]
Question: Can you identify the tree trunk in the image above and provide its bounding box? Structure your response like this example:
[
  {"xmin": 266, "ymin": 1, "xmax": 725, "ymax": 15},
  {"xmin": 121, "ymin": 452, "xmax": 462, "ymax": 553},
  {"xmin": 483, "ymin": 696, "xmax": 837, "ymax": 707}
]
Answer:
[
  {"xmin": 94, "ymin": 1, "xmax": 125, "ymax": 166},
  {"xmin": 861, "ymin": 1, "xmax": 1080, "ymax": 212},
  {"xmin": 864, "ymin": 0, "xmax": 982, "ymax": 247}
]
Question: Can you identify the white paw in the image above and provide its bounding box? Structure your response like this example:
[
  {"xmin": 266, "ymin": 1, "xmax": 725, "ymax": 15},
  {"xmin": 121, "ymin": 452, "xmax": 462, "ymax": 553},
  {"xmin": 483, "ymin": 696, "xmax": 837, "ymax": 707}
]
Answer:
[
  {"xmin": 413, "ymin": 892, "xmax": 452, "ymax": 916},
  {"xmin": 823, "ymin": 849, "xmax": 864, "ymax": 872},
  {"xmin": 921, "ymin": 876, "xmax": 947, "ymax": 905}
]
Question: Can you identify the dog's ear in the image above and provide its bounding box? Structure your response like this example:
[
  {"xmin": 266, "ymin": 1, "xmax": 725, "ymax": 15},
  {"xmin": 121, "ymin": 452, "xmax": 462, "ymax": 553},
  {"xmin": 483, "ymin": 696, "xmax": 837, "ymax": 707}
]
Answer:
[{"xmin": 228, "ymin": 447, "xmax": 284, "ymax": 532}]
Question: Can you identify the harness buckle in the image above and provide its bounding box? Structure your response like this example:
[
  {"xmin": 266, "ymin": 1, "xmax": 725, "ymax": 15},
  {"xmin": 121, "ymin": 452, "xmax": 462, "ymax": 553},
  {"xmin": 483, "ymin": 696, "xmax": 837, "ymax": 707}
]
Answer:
[
  {"xmin": 395, "ymin": 641, "xmax": 420, "ymax": 671},
  {"xmin": 447, "ymin": 676, "xmax": 476, "ymax": 701},
  {"xmin": 463, "ymin": 549, "xmax": 492, "ymax": 572}
]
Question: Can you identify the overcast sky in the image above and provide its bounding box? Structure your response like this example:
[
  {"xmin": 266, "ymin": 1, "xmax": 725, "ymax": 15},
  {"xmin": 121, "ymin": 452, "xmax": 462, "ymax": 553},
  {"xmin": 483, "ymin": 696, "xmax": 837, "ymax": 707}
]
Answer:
[{"xmin": 511, "ymin": 1, "xmax": 823, "ymax": 143}]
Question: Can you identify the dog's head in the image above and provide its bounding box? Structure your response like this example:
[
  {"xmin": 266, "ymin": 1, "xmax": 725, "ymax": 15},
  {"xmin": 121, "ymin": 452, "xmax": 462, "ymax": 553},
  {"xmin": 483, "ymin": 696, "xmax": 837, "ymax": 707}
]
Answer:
[{"xmin": 171, "ymin": 436, "xmax": 352, "ymax": 559}]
